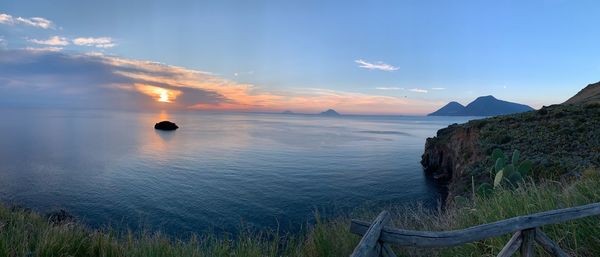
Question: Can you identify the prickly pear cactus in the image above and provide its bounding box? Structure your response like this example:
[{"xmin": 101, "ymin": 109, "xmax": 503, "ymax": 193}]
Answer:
[{"xmin": 486, "ymin": 149, "xmax": 533, "ymax": 190}]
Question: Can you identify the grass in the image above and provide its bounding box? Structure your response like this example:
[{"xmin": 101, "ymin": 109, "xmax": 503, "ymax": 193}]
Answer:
[
  {"xmin": 438, "ymin": 174, "xmax": 600, "ymax": 257},
  {"xmin": 1, "ymin": 174, "xmax": 599, "ymax": 256}
]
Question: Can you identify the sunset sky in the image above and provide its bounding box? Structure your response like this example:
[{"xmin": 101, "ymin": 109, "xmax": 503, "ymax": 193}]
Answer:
[{"xmin": 1, "ymin": 0, "xmax": 600, "ymax": 115}]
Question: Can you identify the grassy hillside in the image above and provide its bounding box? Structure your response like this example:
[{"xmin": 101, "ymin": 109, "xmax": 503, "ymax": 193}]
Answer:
[
  {"xmin": 423, "ymin": 102, "xmax": 600, "ymax": 200},
  {"xmin": 565, "ymin": 81, "xmax": 600, "ymax": 105},
  {"xmin": 1, "ymin": 171, "xmax": 599, "ymax": 257},
  {"xmin": 463, "ymin": 103, "xmax": 600, "ymax": 193}
]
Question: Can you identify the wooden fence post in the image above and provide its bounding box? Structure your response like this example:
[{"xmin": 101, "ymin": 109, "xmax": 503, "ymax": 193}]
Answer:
[
  {"xmin": 534, "ymin": 228, "xmax": 571, "ymax": 257},
  {"xmin": 497, "ymin": 231, "xmax": 522, "ymax": 257},
  {"xmin": 520, "ymin": 228, "xmax": 536, "ymax": 257},
  {"xmin": 350, "ymin": 211, "xmax": 390, "ymax": 257}
]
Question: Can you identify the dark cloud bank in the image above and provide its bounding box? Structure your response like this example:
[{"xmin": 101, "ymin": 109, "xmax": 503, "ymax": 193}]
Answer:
[{"xmin": 0, "ymin": 49, "xmax": 225, "ymax": 110}]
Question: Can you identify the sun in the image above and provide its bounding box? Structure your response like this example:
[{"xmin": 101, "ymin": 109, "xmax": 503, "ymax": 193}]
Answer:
[
  {"xmin": 158, "ymin": 89, "xmax": 170, "ymax": 103},
  {"xmin": 134, "ymin": 84, "xmax": 181, "ymax": 104}
]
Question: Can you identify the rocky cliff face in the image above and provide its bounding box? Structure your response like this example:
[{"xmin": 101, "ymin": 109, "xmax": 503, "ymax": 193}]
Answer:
[{"xmin": 421, "ymin": 122, "xmax": 484, "ymax": 200}]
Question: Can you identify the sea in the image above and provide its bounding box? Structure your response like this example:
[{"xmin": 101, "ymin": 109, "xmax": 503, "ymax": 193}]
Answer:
[{"xmin": 0, "ymin": 109, "xmax": 473, "ymax": 235}]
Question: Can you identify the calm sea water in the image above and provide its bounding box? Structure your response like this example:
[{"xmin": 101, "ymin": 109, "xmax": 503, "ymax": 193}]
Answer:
[{"xmin": 0, "ymin": 109, "xmax": 471, "ymax": 235}]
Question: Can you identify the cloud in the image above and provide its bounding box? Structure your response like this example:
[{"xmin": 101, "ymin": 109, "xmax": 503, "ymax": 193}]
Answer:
[
  {"xmin": 0, "ymin": 13, "xmax": 54, "ymax": 29},
  {"xmin": 409, "ymin": 88, "xmax": 428, "ymax": 93},
  {"xmin": 355, "ymin": 59, "xmax": 399, "ymax": 71},
  {"xmin": 376, "ymin": 87, "xmax": 437, "ymax": 94},
  {"xmin": 2, "ymin": 13, "xmax": 115, "ymax": 50},
  {"xmin": 29, "ymin": 36, "xmax": 70, "ymax": 46},
  {"xmin": 0, "ymin": 49, "xmax": 437, "ymax": 114},
  {"xmin": 73, "ymin": 37, "xmax": 115, "ymax": 48},
  {"xmin": 278, "ymin": 88, "xmax": 434, "ymax": 114},
  {"xmin": 23, "ymin": 46, "xmax": 63, "ymax": 52},
  {"xmin": 375, "ymin": 87, "xmax": 404, "ymax": 90},
  {"xmin": 234, "ymin": 71, "xmax": 254, "ymax": 77},
  {"xmin": 0, "ymin": 14, "xmax": 11, "ymax": 24},
  {"xmin": 16, "ymin": 17, "xmax": 53, "ymax": 29},
  {"xmin": 0, "ymin": 49, "xmax": 227, "ymax": 110}
]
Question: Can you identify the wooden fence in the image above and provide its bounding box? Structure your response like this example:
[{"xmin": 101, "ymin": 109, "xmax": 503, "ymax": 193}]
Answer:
[{"xmin": 349, "ymin": 202, "xmax": 600, "ymax": 257}]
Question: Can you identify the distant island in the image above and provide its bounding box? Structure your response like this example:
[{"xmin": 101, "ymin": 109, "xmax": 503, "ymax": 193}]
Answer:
[
  {"xmin": 281, "ymin": 110, "xmax": 294, "ymax": 114},
  {"xmin": 429, "ymin": 95, "xmax": 534, "ymax": 116},
  {"xmin": 319, "ymin": 109, "xmax": 341, "ymax": 116}
]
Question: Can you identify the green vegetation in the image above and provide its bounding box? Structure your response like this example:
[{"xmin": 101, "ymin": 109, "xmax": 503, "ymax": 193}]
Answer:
[
  {"xmin": 1, "ymin": 171, "xmax": 599, "ymax": 256},
  {"xmin": 476, "ymin": 149, "xmax": 533, "ymax": 197},
  {"xmin": 475, "ymin": 104, "xmax": 600, "ymax": 179},
  {"xmin": 446, "ymin": 103, "xmax": 600, "ymax": 198}
]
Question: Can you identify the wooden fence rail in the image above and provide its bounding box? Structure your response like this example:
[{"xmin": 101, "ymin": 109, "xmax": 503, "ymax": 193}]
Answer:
[{"xmin": 349, "ymin": 202, "xmax": 600, "ymax": 257}]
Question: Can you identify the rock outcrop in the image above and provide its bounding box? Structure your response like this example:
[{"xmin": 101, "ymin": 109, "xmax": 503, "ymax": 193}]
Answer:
[
  {"xmin": 421, "ymin": 122, "xmax": 484, "ymax": 200},
  {"xmin": 154, "ymin": 121, "xmax": 179, "ymax": 131}
]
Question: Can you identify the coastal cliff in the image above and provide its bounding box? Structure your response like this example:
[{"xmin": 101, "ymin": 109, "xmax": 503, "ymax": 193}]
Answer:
[
  {"xmin": 422, "ymin": 82, "xmax": 600, "ymax": 202},
  {"xmin": 421, "ymin": 121, "xmax": 486, "ymax": 201},
  {"xmin": 421, "ymin": 124, "xmax": 482, "ymax": 181}
]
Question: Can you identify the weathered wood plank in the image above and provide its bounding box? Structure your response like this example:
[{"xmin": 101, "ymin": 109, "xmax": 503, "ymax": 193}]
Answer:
[
  {"xmin": 496, "ymin": 231, "xmax": 522, "ymax": 257},
  {"xmin": 350, "ymin": 202, "xmax": 600, "ymax": 247},
  {"xmin": 534, "ymin": 228, "xmax": 571, "ymax": 257},
  {"xmin": 350, "ymin": 211, "xmax": 390, "ymax": 257},
  {"xmin": 370, "ymin": 243, "xmax": 381, "ymax": 257},
  {"xmin": 380, "ymin": 214, "xmax": 397, "ymax": 257},
  {"xmin": 381, "ymin": 244, "xmax": 397, "ymax": 257},
  {"xmin": 520, "ymin": 229, "xmax": 535, "ymax": 257}
]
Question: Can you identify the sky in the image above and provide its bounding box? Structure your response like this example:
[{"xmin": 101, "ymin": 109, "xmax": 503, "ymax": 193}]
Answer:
[{"xmin": 1, "ymin": 0, "xmax": 600, "ymax": 115}]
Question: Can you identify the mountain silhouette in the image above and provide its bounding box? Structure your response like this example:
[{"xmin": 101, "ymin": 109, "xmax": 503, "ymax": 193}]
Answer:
[
  {"xmin": 319, "ymin": 109, "xmax": 341, "ymax": 116},
  {"xmin": 428, "ymin": 101, "xmax": 466, "ymax": 116},
  {"xmin": 429, "ymin": 95, "xmax": 534, "ymax": 116}
]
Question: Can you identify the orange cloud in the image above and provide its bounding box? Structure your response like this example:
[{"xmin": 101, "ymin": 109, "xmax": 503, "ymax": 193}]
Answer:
[
  {"xmin": 90, "ymin": 53, "xmax": 438, "ymax": 115},
  {"xmin": 267, "ymin": 89, "xmax": 437, "ymax": 115}
]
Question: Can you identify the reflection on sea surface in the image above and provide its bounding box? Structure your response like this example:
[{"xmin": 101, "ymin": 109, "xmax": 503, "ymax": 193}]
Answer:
[{"xmin": 0, "ymin": 109, "xmax": 471, "ymax": 234}]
